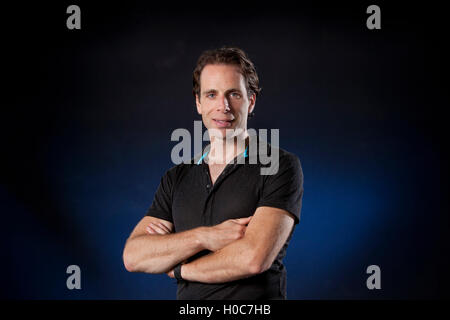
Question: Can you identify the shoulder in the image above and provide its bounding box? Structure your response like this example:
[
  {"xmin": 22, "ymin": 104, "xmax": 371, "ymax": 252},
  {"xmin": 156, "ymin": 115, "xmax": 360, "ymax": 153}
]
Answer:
[
  {"xmin": 260, "ymin": 142, "xmax": 303, "ymax": 178},
  {"xmin": 278, "ymin": 147, "xmax": 302, "ymax": 168},
  {"xmin": 163, "ymin": 162, "xmax": 192, "ymax": 182},
  {"xmin": 162, "ymin": 151, "xmax": 209, "ymax": 188}
]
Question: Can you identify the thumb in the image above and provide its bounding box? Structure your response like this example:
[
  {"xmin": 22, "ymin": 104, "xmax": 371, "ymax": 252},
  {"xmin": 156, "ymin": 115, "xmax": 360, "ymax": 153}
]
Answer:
[{"xmin": 233, "ymin": 216, "xmax": 252, "ymax": 225}]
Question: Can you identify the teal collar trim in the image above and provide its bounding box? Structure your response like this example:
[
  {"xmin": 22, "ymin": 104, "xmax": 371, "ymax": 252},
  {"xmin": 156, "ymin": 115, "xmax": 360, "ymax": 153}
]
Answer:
[{"xmin": 196, "ymin": 151, "xmax": 209, "ymax": 165}]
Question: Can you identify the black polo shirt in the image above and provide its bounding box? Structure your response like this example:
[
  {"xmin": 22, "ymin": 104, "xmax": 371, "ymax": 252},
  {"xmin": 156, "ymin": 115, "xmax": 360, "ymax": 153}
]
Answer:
[{"xmin": 145, "ymin": 134, "xmax": 304, "ymax": 300}]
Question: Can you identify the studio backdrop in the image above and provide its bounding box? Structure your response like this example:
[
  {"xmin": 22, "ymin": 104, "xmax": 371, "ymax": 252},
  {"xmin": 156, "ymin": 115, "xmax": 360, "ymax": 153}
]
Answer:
[{"xmin": 1, "ymin": 1, "xmax": 448, "ymax": 299}]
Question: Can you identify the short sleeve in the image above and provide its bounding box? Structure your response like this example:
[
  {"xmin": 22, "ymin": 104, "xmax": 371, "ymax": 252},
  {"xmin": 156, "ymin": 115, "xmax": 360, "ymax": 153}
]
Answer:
[
  {"xmin": 257, "ymin": 153, "xmax": 304, "ymax": 224},
  {"xmin": 145, "ymin": 169, "xmax": 175, "ymax": 223}
]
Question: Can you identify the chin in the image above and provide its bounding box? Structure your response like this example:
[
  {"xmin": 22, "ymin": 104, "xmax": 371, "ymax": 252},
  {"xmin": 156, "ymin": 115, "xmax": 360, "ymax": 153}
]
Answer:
[{"xmin": 207, "ymin": 127, "xmax": 237, "ymax": 140}]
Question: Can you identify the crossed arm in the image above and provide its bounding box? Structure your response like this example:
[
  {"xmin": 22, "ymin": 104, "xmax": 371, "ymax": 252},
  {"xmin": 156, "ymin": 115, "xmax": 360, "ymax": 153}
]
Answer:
[{"xmin": 122, "ymin": 206, "xmax": 295, "ymax": 283}]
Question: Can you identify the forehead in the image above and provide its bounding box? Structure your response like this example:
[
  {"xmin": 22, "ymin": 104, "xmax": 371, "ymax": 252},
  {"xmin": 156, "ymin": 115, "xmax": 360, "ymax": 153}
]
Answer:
[{"xmin": 200, "ymin": 64, "xmax": 245, "ymax": 89}]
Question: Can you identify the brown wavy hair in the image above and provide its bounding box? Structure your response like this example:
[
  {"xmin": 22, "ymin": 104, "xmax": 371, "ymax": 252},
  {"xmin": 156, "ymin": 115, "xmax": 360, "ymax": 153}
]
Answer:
[{"xmin": 192, "ymin": 47, "xmax": 262, "ymax": 102}]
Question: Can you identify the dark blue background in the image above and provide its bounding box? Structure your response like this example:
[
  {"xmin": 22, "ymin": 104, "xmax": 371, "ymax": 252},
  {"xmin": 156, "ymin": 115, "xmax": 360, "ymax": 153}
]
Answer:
[{"xmin": 2, "ymin": 1, "xmax": 448, "ymax": 299}]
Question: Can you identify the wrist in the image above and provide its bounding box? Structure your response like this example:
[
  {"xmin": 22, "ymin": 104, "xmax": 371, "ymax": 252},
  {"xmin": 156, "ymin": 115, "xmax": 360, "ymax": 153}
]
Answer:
[
  {"xmin": 174, "ymin": 264, "xmax": 183, "ymax": 281},
  {"xmin": 194, "ymin": 226, "xmax": 209, "ymax": 250},
  {"xmin": 180, "ymin": 263, "xmax": 186, "ymax": 280}
]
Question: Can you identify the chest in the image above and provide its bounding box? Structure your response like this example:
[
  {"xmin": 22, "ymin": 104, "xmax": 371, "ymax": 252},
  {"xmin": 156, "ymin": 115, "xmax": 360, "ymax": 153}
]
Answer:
[
  {"xmin": 171, "ymin": 165, "xmax": 262, "ymax": 231},
  {"xmin": 208, "ymin": 163, "xmax": 228, "ymax": 185}
]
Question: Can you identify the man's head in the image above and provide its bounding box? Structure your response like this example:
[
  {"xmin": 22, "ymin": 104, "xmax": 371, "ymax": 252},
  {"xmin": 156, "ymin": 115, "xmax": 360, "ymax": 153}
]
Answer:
[{"xmin": 193, "ymin": 47, "xmax": 261, "ymax": 140}]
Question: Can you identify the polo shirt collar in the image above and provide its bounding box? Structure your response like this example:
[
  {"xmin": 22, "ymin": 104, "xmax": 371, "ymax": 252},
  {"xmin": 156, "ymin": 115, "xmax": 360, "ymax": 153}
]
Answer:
[{"xmin": 195, "ymin": 134, "xmax": 258, "ymax": 165}]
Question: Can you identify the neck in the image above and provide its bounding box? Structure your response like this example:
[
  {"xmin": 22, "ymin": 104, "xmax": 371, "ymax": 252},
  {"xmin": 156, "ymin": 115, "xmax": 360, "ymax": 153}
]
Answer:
[{"xmin": 208, "ymin": 129, "xmax": 249, "ymax": 165}]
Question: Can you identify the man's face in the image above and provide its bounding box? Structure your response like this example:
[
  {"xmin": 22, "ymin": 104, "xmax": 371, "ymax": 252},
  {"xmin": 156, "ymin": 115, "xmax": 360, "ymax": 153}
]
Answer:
[{"xmin": 196, "ymin": 64, "xmax": 255, "ymax": 140}]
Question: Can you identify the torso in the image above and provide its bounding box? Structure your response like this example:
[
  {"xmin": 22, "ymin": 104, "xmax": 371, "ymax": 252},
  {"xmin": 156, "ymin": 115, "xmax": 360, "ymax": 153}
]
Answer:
[
  {"xmin": 167, "ymin": 138, "xmax": 298, "ymax": 299},
  {"xmin": 208, "ymin": 163, "xmax": 228, "ymax": 185}
]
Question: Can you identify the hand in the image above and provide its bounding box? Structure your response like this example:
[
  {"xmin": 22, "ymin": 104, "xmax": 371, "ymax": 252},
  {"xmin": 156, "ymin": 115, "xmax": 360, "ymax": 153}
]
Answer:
[
  {"xmin": 166, "ymin": 263, "xmax": 187, "ymax": 279},
  {"xmin": 199, "ymin": 216, "xmax": 252, "ymax": 252},
  {"xmin": 146, "ymin": 222, "xmax": 172, "ymax": 235},
  {"xmin": 166, "ymin": 269, "xmax": 175, "ymax": 278}
]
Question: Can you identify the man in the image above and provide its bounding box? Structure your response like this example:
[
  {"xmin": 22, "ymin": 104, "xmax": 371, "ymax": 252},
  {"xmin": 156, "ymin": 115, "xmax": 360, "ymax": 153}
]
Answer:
[{"xmin": 123, "ymin": 47, "xmax": 304, "ymax": 299}]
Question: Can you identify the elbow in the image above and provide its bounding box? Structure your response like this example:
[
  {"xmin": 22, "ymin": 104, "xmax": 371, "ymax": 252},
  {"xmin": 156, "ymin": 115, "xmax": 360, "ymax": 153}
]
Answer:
[
  {"xmin": 123, "ymin": 245, "xmax": 162, "ymax": 274},
  {"xmin": 246, "ymin": 251, "xmax": 271, "ymax": 276},
  {"xmin": 123, "ymin": 252, "xmax": 134, "ymax": 273},
  {"xmin": 123, "ymin": 246, "xmax": 138, "ymax": 273},
  {"xmin": 123, "ymin": 257, "xmax": 136, "ymax": 273},
  {"xmin": 247, "ymin": 261, "xmax": 269, "ymax": 276}
]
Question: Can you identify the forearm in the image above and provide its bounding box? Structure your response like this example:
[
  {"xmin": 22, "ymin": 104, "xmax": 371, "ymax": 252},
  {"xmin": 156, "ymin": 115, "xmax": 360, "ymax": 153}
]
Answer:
[
  {"xmin": 123, "ymin": 228, "xmax": 206, "ymax": 274},
  {"xmin": 181, "ymin": 238, "xmax": 260, "ymax": 283}
]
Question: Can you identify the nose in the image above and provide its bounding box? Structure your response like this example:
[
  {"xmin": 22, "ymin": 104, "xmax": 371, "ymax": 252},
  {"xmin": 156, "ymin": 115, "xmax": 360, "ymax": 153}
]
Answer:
[{"xmin": 216, "ymin": 95, "xmax": 230, "ymax": 113}]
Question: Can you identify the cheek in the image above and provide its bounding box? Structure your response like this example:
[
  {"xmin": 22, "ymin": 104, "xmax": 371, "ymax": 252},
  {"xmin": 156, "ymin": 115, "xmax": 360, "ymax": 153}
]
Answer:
[
  {"xmin": 202, "ymin": 102, "xmax": 215, "ymax": 114},
  {"xmin": 236, "ymin": 101, "xmax": 249, "ymax": 116}
]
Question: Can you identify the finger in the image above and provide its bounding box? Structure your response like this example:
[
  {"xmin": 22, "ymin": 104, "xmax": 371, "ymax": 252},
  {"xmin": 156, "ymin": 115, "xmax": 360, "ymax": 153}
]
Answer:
[
  {"xmin": 233, "ymin": 216, "xmax": 252, "ymax": 225},
  {"xmin": 146, "ymin": 226, "xmax": 156, "ymax": 234},
  {"xmin": 159, "ymin": 221, "xmax": 173, "ymax": 232},
  {"xmin": 149, "ymin": 223, "xmax": 166, "ymax": 234},
  {"xmin": 237, "ymin": 225, "xmax": 247, "ymax": 234},
  {"xmin": 156, "ymin": 222, "xmax": 171, "ymax": 234},
  {"xmin": 149, "ymin": 222, "xmax": 168, "ymax": 235}
]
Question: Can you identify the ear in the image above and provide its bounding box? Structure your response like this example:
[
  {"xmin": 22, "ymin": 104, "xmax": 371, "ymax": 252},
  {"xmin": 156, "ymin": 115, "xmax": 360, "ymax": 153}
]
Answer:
[
  {"xmin": 248, "ymin": 93, "xmax": 256, "ymax": 114},
  {"xmin": 195, "ymin": 94, "xmax": 202, "ymax": 115}
]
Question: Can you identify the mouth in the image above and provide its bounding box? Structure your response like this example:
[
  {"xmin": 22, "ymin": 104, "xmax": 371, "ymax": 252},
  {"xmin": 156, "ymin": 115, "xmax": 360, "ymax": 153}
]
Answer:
[{"xmin": 213, "ymin": 119, "xmax": 234, "ymax": 128}]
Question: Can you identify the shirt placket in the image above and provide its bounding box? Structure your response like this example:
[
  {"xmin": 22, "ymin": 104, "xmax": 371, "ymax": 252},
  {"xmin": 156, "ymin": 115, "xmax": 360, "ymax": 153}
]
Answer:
[{"xmin": 201, "ymin": 162, "xmax": 242, "ymax": 225}]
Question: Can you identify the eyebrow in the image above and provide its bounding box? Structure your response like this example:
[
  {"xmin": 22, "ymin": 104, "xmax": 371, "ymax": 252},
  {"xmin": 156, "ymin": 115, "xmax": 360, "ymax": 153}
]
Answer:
[
  {"xmin": 202, "ymin": 89, "xmax": 217, "ymax": 96},
  {"xmin": 202, "ymin": 88, "xmax": 243, "ymax": 96}
]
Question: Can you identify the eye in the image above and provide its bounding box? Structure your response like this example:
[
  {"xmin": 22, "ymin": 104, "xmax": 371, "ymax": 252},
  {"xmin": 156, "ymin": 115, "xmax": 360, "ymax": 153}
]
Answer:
[
  {"xmin": 206, "ymin": 93, "xmax": 215, "ymax": 99},
  {"xmin": 230, "ymin": 92, "xmax": 241, "ymax": 99}
]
